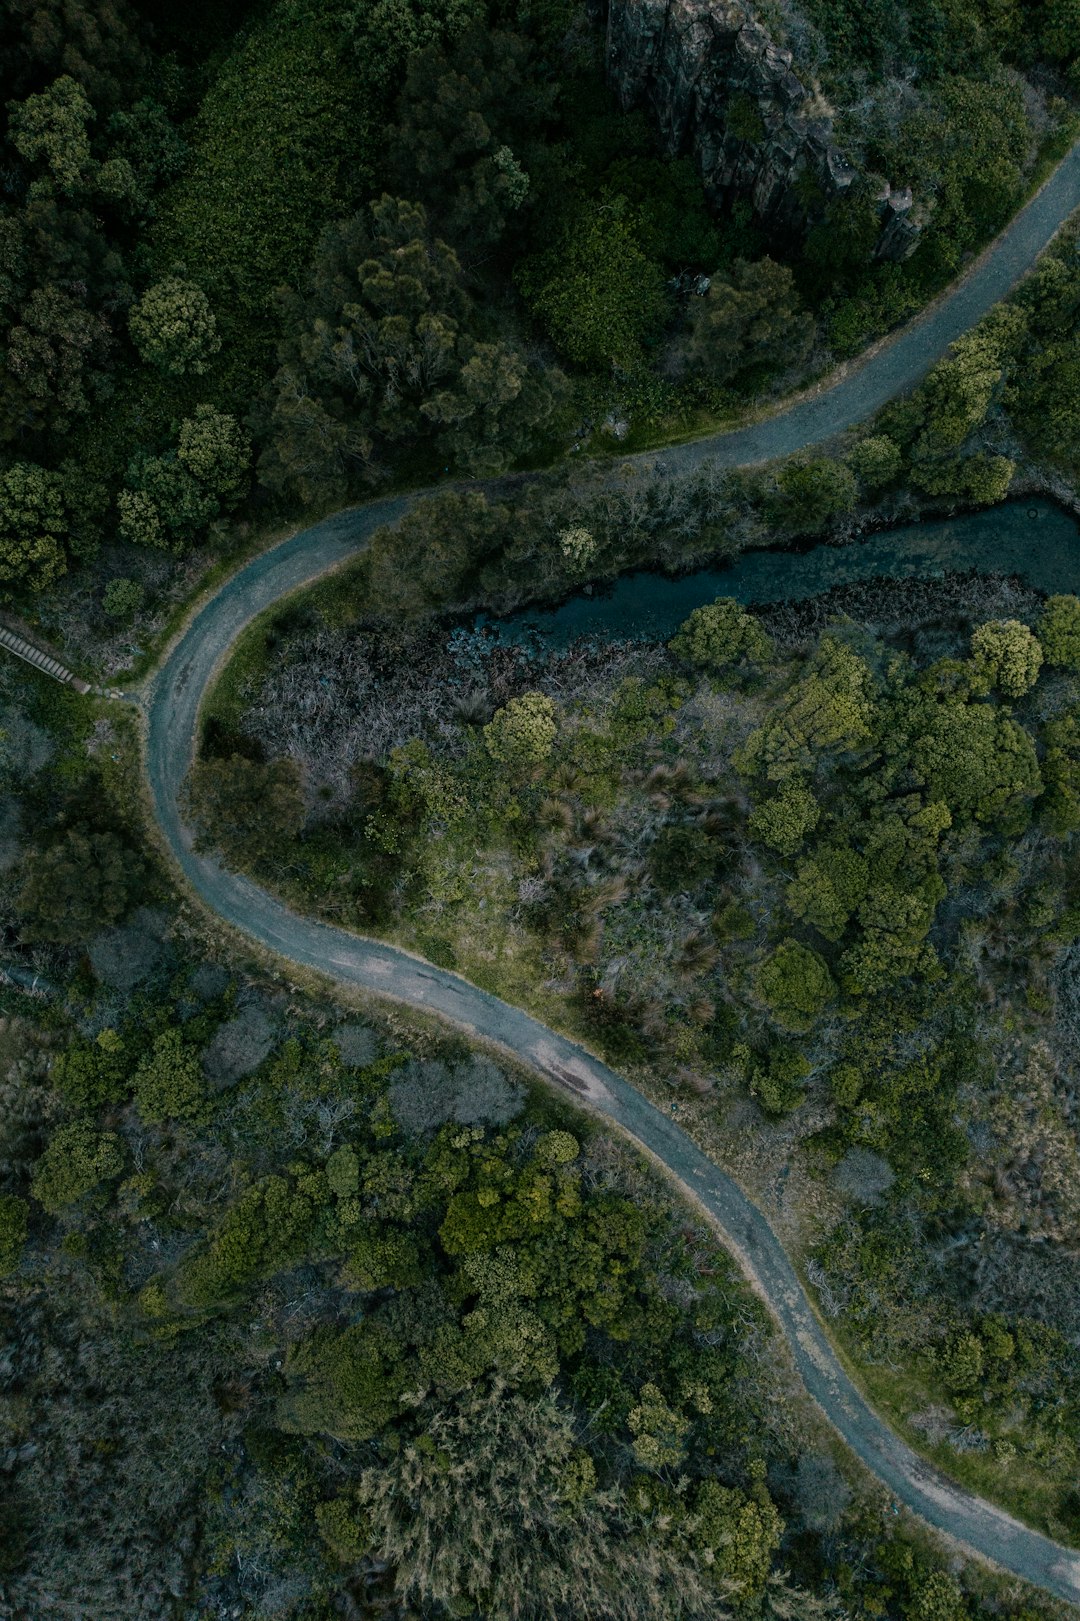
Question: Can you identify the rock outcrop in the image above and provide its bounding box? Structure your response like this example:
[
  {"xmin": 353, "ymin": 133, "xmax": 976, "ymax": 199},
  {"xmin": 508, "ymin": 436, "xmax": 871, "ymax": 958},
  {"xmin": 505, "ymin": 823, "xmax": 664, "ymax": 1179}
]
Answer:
[{"xmin": 600, "ymin": 0, "xmax": 922, "ymax": 261}]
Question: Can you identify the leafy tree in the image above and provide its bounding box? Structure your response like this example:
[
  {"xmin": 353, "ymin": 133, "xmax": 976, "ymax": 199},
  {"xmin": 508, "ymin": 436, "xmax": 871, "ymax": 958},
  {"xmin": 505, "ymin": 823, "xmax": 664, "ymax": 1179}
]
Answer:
[
  {"xmin": 1040, "ymin": 712, "xmax": 1080, "ymax": 835},
  {"xmin": 0, "ymin": 462, "xmax": 68, "ymax": 593},
  {"xmin": 119, "ymin": 451, "xmax": 216, "ymax": 550},
  {"xmin": 17, "ymin": 826, "xmax": 145, "ymax": 942},
  {"xmin": 515, "ymin": 198, "xmax": 669, "ymax": 370},
  {"xmin": 322, "ymin": 1381, "xmax": 717, "ymax": 1618},
  {"xmin": 2, "ymin": 281, "xmax": 113, "ymax": 438},
  {"xmin": 132, "ymin": 1029, "xmax": 208, "ymax": 1125},
  {"xmin": 52, "ymin": 1029, "xmax": 131, "ymax": 1110},
  {"xmin": 261, "ymin": 195, "xmax": 550, "ymax": 497},
  {"xmin": 102, "ymin": 576, "xmax": 143, "ymax": 618},
  {"xmin": 909, "ymin": 449, "xmax": 1015, "ymax": 505},
  {"xmin": 185, "ymin": 754, "xmax": 305, "ymax": 868},
  {"xmin": 909, "ymin": 697, "xmax": 1042, "ymax": 826},
  {"xmin": 31, "ymin": 1119, "xmax": 124, "ymax": 1212},
  {"xmin": 367, "ymin": 491, "xmax": 509, "ymax": 616},
  {"xmin": 419, "ymin": 338, "xmax": 565, "ymax": 477},
  {"xmin": 386, "ymin": 28, "xmax": 554, "ymax": 250},
  {"xmin": 748, "ymin": 780, "xmax": 820, "ymax": 856},
  {"xmin": 970, "ymin": 618, "xmax": 1042, "ymax": 697},
  {"xmin": 128, "ymin": 276, "xmax": 220, "ymax": 375},
  {"xmin": 1040, "ymin": 0, "xmax": 1080, "ymax": 61},
  {"xmin": 669, "ymin": 597, "xmax": 772, "ymax": 679},
  {"xmin": 176, "ymin": 404, "xmax": 250, "ymax": 500},
  {"xmin": 7, "ymin": 74, "xmax": 95, "ymax": 195},
  {"xmin": 691, "ymin": 1472, "xmax": 783, "ymax": 1597},
  {"xmin": 0, "ymin": 1195, "xmax": 28, "ymax": 1275},
  {"xmin": 905, "ymin": 1570, "xmax": 969, "ymax": 1621},
  {"xmin": 738, "ymin": 637, "xmax": 875, "ymax": 782},
  {"xmin": 749, "ymin": 1046, "xmax": 811, "ymax": 1116},
  {"xmin": 342, "ymin": 0, "xmax": 486, "ymax": 86},
  {"xmin": 670, "ymin": 256, "xmax": 813, "ymax": 387},
  {"xmin": 627, "ymin": 1382, "xmax": 689, "ymax": 1469},
  {"xmin": 484, "ymin": 691, "xmax": 557, "ymax": 771},
  {"xmin": 915, "ymin": 307, "xmax": 1025, "ymax": 449},
  {"xmin": 753, "ymin": 940, "xmax": 835, "ymax": 1032},
  {"xmin": 773, "ymin": 457, "xmax": 857, "ymax": 532},
  {"xmin": 1039, "ymin": 595, "xmax": 1080, "ymax": 670},
  {"xmin": 910, "ymin": 75, "xmax": 1029, "ymax": 268},
  {"xmin": 847, "ymin": 434, "xmax": 902, "ymax": 491},
  {"xmin": 278, "ymin": 1321, "xmax": 406, "ymax": 1440},
  {"xmin": 177, "ymin": 1174, "xmax": 314, "ymax": 1306},
  {"xmin": 786, "ymin": 843, "xmax": 869, "ymax": 940}
]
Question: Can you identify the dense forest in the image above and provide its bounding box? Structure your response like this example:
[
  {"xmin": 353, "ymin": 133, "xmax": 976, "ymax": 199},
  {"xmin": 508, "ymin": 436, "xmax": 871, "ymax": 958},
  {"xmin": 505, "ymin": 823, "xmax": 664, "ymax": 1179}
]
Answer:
[
  {"xmin": 1, "ymin": 0, "xmax": 1079, "ymax": 645},
  {"xmin": 7, "ymin": 0, "xmax": 1080, "ymax": 1615}
]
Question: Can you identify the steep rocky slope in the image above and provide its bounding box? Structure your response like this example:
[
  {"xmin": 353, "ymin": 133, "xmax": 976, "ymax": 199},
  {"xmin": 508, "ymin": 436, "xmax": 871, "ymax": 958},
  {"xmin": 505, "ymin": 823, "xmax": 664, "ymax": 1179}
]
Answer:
[{"xmin": 600, "ymin": 0, "xmax": 921, "ymax": 258}]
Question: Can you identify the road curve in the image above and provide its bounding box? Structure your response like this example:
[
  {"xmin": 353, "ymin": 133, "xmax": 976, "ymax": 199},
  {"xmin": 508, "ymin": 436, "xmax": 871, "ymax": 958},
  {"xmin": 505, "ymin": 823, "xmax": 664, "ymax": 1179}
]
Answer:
[{"xmin": 144, "ymin": 146, "xmax": 1080, "ymax": 1604}]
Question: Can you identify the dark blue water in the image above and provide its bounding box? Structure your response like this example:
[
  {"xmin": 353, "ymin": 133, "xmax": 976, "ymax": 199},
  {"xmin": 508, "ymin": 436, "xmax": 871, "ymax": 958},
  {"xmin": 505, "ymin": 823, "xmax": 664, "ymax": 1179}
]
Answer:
[{"xmin": 479, "ymin": 499, "xmax": 1080, "ymax": 652}]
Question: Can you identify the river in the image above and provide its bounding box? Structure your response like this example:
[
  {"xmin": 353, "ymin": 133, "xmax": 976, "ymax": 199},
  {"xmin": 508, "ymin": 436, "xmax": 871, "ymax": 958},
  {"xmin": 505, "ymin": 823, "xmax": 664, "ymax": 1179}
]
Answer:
[{"xmin": 479, "ymin": 497, "xmax": 1080, "ymax": 652}]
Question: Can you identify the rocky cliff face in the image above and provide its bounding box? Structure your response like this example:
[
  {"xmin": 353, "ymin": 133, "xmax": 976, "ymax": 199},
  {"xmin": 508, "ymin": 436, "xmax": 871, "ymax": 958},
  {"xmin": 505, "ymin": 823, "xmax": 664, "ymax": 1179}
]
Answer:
[{"xmin": 601, "ymin": 0, "xmax": 922, "ymax": 261}]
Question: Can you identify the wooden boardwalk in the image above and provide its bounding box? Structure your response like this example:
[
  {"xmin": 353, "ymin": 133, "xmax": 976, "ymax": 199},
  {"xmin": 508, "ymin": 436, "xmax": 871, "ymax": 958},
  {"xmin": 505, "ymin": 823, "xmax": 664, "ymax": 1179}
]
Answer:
[{"xmin": 0, "ymin": 623, "xmax": 89, "ymax": 693}]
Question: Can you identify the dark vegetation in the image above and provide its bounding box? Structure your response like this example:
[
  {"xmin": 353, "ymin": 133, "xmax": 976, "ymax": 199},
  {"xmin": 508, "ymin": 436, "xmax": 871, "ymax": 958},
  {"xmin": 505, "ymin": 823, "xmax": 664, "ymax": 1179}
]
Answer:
[
  {"xmin": 7, "ymin": 0, "xmax": 1080, "ymax": 1612},
  {"xmin": 1, "ymin": 0, "xmax": 1077, "ymax": 654},
  {"xmin": 193, "ymin": 536, "xmax": 1080, "ymax": 1541},
  {"xmin": 174, "ymin": 227, "xmax": 1080, "ymax": 1550},
  {"xmin": 3, "ymin": 666, "xmax": 1058, "ymax": 1620}
]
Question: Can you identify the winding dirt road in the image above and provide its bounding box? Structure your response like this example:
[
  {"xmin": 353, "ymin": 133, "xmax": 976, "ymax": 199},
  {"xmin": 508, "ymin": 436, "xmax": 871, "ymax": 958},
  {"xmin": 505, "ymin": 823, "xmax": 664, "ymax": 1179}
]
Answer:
[{"xmin": 142, "ymin": 147, "xmax": 1080, "ymax": 1603}]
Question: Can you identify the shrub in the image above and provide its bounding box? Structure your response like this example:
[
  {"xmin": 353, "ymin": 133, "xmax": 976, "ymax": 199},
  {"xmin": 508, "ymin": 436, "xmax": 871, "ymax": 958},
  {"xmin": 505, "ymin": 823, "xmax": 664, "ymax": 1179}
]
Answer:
[
  {"xmin": 18, "ymin": 827, "xmax": 145, "ymax": 944},
  {"xmin": 515, "ymin": 200, "xmax": 669, "ymax": 369},
  {"xmin": 648, "ymin": 823, "xmax": 717, "ymax": 894},
  {"xmin": 0, "ymin": 1195, "xmax": 28, "ymax": 1274},
  {"xmin": 753, "ymin": 940, "xmax": 835, "ymax": 1032},
  {"xmin": 483, "ymin": 691, "xmax": 557, "ymax": 771},
  {"xmin": 132, "ymin": 1028, "xmax": 208, "ymax": 1125},
  {"xmin": 102, "ymin": 577, "xmax": 144, "ymax": 618},
  {"xmin": 128, "ymin": 277, "xmax": 220, "ymax": 375},
  {"xmin": 970, "ymin": 618, "xmax": 1043, "ymax": 697},
  {"xmin": 186, "ymin": 754, "xmax": 305, "ymax": 868},
  {"xmin": 31, "ymin": 1120, "xmax": 124, "ymax": 1212},
  {"xmin": 748, "ymin": 780, "xmax": 820, "ymax": 856},
  {"xmin": 847, "ymin": 434, "xmax": 902, "ymax": 490},
  {"xmin": 177, "ymin": 1175, "xmax": 315, "ymax": 1306},
  {"xmin": 669, "ymin": 597, "xmax": 772, "ymax": 678},
  {"xmin": 535, "ymin": 1129, "xmax": 579, "ymax": 1165},
  {"xmin": 1039, "ymin": 595, "xmax": 1080, "ymax": 670},
  {"xmin": 0, "ymin": 462, "xmax": 68, "ymax": 594}
]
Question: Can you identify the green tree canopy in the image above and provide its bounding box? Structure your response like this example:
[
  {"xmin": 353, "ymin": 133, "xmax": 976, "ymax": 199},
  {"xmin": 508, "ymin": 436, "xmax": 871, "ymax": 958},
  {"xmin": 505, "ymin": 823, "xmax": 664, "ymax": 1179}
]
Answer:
[
  {"xmin": 670, "ymin": 256, "xmax": 813, "ymax": 388},
  {"xmin": 970, "ymin": 618, "xmax": 1043, "ymax": 697},
  {"xmin": 753, "ymin": 940, "xmax": 836, "ymax": 1032},
  {"xmin": 128, "ymin": 276, "xmax": 220, "ymax": 375},
  {"xmin": 1039, "ymin": 595, "xmax": 1080, "ymax": 670},
  {"xmin": 515, "ymin": 198, "xmax": 669, "ymax": 370},
  {"xmin": 669, "ymin": 597, "xmax": 772, "ymax": 678},
  {"xmin": 17, "ymin": 826, "xmax": 145, "ymax": 942},
  {"xmin": 738, "ymin": 637, "xmax": 876, "ymax": 782},
  {"xmin": 484, "ymin": 691, "xmax": 557, "ymax": 771},
  {"xmin": 31, "ymin": 1119, "xmax": 124, "ymax": 1213},
  {"xmin": 185, "ymin": 754, "xmax": 305, "ymax": 869},
  {"xmin": 0, "ymin": 462, "xmax": 68, "ymax": 593},
  {"xmin": 132, "ymin": 1029, "xmax": 208, "ymax": 1125}
]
